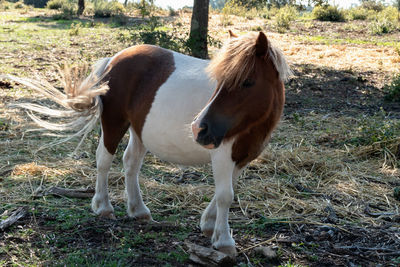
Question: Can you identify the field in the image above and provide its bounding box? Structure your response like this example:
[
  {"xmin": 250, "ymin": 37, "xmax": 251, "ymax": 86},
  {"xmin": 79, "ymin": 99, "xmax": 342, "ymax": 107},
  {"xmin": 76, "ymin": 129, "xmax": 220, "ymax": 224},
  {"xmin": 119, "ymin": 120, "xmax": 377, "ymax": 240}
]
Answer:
[{"xmin": 1, "ymin": 4, "xmax": 400, "ymax": 267}]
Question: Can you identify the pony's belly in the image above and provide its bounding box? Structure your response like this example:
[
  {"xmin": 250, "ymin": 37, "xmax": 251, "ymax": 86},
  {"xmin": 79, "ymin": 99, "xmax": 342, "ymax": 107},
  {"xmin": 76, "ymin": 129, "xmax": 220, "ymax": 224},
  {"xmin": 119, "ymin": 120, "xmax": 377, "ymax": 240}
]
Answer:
[
  {"xmin": 141, "ymin": 100, "xmax": 211, "ymax": 165},
  {"xmin": 141, "ymin": 52, "xmax": 215, "ymax": 166},
  {"xmin": 142, "ymin": 122, "xmax": 211, "ymax": 165}
]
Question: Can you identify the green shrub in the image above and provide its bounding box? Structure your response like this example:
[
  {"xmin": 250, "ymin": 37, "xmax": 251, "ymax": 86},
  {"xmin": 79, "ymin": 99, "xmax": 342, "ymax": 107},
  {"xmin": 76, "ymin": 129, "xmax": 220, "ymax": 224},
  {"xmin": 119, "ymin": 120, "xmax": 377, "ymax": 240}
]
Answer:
[
  {"xmin": 368, "ymin": 18, "xmax": 397, "ymax": 34},
  {"xmin": 367, "ymin": 6, "xmax": 399, "ymax": 34},
  {"xmin": 380, "ymin": 6, "xmax": 399, "ymax": 22},
  {"xmin": 346, "ymin": 7, "xmax": 370, "ymax": 20},
  {"xmin": 275, "ymin": 5, "xmax": 298, "ymax": 32},
  {"xmin": 312, "ymin": 5, "xmax": 345, "ymax": 22},
  {"xmin": 46, "ymin": 0, "xmax": 65, "ymax": 10},
  {"xmin": 222, "ymin": 0, "xmax": 247, "ymax": 17},
  {"xmin": 118, "ymin": 26, "xmax": 188, "ymax": 54},
  {"xmin": 53, "ymin": 1, "xmax": 76, "ymax": 20},
  {"xmin": 94, "ymin": 0, "xmax": 125, "ymax": 18},
  {"xmin": 384, "ymin": 73, "xmax": 400, "ymax": 102}
]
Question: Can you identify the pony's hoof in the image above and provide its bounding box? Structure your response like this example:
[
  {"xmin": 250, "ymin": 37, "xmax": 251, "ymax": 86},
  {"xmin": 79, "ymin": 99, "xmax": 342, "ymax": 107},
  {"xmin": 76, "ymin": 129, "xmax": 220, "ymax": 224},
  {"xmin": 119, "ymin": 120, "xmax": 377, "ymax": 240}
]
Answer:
[
  {"xmin": 216, "ymin": 246, "xmax": 237, "ymax": 258},
  {"xmin": 202, "ymin": 229, "xmax": 214, "ymax": 237},
  {"xmin": 99, "ymin": 210, "xmax": 116, "ymax": 220}
]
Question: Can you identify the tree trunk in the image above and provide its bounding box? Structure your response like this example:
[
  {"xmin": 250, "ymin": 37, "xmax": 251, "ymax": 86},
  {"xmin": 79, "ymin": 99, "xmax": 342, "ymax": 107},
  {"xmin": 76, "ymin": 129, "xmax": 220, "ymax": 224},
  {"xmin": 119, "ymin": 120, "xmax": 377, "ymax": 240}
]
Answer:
[
  {"xmin": 124, "ymin": 0, "xmax": 129, "ymax": 7},
  {"xmin": 188, "ymin": 0, "xmax": 209, "ymax": 59},
  {"xmin": 77, "ymin": 0, "xmax": 85, "ymax": 16}
]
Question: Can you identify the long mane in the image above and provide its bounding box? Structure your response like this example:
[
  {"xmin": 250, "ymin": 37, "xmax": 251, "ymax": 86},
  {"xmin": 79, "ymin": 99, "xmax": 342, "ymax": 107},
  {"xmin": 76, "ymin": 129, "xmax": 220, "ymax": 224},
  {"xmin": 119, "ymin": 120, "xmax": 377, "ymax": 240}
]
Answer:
[{"xmin": 207, "ymin": 32, "xmax": 292, "ymax": 89}]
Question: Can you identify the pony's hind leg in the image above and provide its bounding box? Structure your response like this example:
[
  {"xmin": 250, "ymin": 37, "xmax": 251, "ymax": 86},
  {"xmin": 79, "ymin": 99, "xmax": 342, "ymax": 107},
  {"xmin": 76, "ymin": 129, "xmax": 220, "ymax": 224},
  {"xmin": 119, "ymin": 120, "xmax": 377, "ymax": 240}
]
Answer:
[
  {"xmin": 123, "ymin": 127, "xmax": 151, "ymax": 221},
  {"xmin": 92, "ymin": 112, "xmax": 129, "ymax": 219},
  {"xmin": 91, "ymin": 134, "xmax": 115, "ymax": 219}
]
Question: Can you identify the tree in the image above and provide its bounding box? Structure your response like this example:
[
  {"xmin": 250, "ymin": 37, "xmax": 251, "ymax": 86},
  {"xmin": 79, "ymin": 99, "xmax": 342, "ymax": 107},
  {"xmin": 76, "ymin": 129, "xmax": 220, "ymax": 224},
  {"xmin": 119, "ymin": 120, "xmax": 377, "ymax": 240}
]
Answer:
[
  {"xmin": 77, "ymin": 0, "xmax": 85, "ymax": 15},
  {"xmin": 188, "ymin": 0, "xmax": 209, "ymax": 59}
]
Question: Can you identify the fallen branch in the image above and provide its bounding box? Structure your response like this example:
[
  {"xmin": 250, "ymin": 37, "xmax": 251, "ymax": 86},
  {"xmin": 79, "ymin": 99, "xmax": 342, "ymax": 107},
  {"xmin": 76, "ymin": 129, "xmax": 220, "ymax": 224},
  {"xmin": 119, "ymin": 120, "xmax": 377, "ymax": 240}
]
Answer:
[
  {"xmin": 46, "ymin": 186, "xmax": 94, "ymax": 198},
  {"xmin": 0, "ymin": 207, "xmax": 28, "ymax": 231}
]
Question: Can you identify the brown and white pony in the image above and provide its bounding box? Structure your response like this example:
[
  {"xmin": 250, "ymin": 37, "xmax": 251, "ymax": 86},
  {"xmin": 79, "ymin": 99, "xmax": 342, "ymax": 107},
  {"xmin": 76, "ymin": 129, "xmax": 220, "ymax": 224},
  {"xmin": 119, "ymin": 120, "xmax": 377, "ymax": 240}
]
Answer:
[{"xmin": 4, "ymin": 31, "xmax": 291, "ymax": 256}]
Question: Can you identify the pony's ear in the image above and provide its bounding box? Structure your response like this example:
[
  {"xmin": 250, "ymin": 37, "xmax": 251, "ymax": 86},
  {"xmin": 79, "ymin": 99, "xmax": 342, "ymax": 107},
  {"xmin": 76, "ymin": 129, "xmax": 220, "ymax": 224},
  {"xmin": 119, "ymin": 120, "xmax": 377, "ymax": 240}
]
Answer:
[
  {"xmin": 228, "ymin": 30, "xmax": 238, "ymax": 38},
  {"xmin": 255, "ymin": 32, "xmax": 269, "ymax": 58}
]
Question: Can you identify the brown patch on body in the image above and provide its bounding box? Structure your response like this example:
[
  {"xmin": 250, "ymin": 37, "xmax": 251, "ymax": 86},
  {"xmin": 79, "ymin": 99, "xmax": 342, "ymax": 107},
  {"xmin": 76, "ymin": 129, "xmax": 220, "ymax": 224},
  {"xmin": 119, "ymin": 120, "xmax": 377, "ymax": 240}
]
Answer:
[{"xmin": 100, "ymin": 45, "xmax": 175, "ymax": 154}]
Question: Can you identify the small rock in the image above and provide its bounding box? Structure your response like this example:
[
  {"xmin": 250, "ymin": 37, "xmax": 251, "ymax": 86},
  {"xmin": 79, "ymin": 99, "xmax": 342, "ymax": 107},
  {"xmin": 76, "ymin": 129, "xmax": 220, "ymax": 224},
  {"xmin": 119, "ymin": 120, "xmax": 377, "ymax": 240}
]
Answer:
[
  {"xmin": 254, "ymin": 246, "xmax": 278, "ymax": 261},
  {"xmin": 185, "ymin": 241, "xmax": 236, "ymax": 267}
]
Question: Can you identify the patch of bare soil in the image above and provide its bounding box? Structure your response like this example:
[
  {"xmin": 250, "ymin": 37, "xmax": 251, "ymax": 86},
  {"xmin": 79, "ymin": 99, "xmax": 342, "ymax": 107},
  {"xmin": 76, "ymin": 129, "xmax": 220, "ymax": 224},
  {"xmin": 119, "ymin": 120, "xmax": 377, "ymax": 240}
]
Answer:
[
  {"xmin": 288, "ymin": 20, "xmax": 400, "ymax": 43},
  {"xmin": 284, "ymin": 63, "xmax": 400, "ymax": 116},
  {"xmin": 247, "ymin": 223, "xmax": 400, "ymax": 267}
]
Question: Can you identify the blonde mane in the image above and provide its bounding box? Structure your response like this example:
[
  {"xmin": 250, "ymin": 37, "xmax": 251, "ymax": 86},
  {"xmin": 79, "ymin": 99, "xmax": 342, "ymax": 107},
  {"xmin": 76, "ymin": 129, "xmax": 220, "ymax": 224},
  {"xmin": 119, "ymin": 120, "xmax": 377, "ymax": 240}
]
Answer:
[{"xmin": 207, "ymin": 32, "xmax": 292, "ymax": 89}]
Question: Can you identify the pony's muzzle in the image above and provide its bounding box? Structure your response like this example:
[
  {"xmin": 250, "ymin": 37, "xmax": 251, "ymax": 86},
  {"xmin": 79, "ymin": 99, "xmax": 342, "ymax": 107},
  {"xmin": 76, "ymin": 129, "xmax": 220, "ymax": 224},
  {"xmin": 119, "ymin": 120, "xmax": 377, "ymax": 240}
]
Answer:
[{"xmin": 191, "ymin": 120, "xmax": 215, "ymax": 149}]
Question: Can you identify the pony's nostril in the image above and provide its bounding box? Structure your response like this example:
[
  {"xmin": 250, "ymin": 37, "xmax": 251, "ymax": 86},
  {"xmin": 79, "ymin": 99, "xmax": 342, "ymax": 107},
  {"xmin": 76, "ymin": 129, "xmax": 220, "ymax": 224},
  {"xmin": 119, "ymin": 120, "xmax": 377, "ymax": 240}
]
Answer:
[{"xmin": 199, "ymin": 122, "xmax": 208, "ymax": 131}]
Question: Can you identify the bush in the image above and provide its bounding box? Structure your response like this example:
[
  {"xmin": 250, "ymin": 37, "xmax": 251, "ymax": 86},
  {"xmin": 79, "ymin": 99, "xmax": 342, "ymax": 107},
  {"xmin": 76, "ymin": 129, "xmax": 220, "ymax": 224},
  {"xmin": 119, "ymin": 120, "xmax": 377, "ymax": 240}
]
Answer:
[
  {"xmin": 380, "ymin": 6, "xmax": 399, "ymax": 22},
  {"xmin": 275, "ymin": 5, "xmax": 298, "ymax": 32},
  {"xmin": 312, "ymin": 5, "xmax": 345, "ymax": 22},
  {"xmin": 118, "ymin": 26, "xmax": 188, "ymax": 54},
  {"xmin": 94, "ymin": 0, "xmax": 125, "ymax": 18},
  {"xmin": 52, "ymin": 1, "xmax": 76, "ymax": 20},
  {"xmin": 346, "ymin": 7, "xmax": 370, "ymax": 20},
  {"xmin": 46, "ymin": 0, "xmax": 65, "ymax": 10},
  {"xmin": 385, "ymin": 73, "xmax": 400, "ymax": 102},
  {"xmin": 222, "ymin": 0, "xmax": 247, "ymax": 17},
  {"xmin": 368, "ymin": 18, "xmax": 397, "ymax": 34},
  {"xmin": 367, "ymin": 7, "xmax": 399, "ymax": 35}
]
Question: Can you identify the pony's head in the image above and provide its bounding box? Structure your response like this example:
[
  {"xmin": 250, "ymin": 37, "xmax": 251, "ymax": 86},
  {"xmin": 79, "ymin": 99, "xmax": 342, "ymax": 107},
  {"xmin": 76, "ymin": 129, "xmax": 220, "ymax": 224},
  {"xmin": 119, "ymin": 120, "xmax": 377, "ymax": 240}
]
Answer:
[{"xmin": 192, "ymin": 31, "xmax": 291, "ymax": 149}]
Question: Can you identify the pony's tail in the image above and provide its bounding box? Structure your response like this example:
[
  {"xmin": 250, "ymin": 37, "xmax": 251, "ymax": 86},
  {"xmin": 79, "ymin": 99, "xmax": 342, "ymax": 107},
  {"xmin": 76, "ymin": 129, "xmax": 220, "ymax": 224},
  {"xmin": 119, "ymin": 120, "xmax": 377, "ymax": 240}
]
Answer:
[{"xmin": 1, "ymin": 58, "xmax": 112, "ymax": 153}]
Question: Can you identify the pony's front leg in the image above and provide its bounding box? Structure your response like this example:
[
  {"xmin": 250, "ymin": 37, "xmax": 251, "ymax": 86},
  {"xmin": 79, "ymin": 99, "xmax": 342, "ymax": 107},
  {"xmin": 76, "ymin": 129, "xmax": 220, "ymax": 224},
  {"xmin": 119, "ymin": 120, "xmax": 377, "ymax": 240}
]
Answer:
[
  {"xmin": 123, "ymin": 128, "xmax": 151, "ymax": 221},
  {"xmin": 208, "ymin": 143, "xmax": 237, "ymax": 256},
  {"xmin": 201, "ymin": 167, "xmax": 243, "ymax": 238},
  {"xmin": 91, "ymin": 135, "xmax": 115, "ymax": 219}
]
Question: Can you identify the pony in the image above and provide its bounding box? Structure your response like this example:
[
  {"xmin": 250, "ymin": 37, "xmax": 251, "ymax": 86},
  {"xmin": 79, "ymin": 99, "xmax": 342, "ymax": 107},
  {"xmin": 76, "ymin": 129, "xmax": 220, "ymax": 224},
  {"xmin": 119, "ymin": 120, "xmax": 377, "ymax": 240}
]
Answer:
[{"xmin": 3, "ymin": 31, "xmax": 291, "ymax": 257}]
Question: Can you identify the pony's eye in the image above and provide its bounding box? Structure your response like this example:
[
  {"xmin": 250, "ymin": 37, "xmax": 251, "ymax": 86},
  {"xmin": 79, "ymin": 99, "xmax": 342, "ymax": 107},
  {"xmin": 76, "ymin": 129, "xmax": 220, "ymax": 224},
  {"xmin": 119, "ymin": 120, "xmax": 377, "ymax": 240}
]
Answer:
[{"xmin": 242, "ymin": 79, "xmax": 255, "ymax": 88}]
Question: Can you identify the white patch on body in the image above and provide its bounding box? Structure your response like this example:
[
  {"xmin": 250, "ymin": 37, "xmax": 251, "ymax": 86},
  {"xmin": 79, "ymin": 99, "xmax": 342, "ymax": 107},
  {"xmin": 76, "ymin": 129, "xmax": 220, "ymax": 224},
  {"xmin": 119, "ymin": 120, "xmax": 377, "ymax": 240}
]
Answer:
[{"xmin": 141, "ymin": 52, "xmax": 216, "ymax": 165}]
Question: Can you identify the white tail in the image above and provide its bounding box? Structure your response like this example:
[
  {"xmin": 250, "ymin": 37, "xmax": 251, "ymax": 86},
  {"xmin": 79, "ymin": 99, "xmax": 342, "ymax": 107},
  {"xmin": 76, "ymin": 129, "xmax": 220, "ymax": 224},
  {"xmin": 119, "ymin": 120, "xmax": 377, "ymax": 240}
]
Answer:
[{"xmin": 1, "ymin": 58, "xmax": 112, "ymax": 153}]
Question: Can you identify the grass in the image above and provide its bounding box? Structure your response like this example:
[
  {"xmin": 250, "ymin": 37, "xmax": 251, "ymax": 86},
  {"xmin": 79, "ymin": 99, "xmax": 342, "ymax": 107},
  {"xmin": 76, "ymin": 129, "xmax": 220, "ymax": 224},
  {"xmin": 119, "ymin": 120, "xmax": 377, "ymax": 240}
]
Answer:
[{"xmin": 1, "ymin": 6, "xmax": 400, "ymax": 267}]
